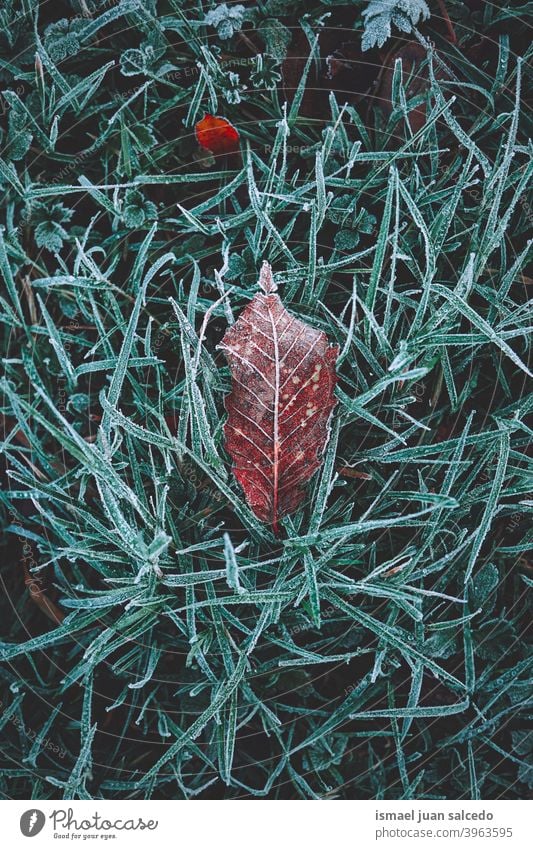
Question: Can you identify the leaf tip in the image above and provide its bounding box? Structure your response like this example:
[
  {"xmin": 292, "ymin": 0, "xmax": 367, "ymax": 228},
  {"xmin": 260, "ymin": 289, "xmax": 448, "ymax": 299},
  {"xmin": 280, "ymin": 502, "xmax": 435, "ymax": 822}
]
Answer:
[{"xmin": 259, "ymin": 261, "xmax": 277, "ymax": 294}]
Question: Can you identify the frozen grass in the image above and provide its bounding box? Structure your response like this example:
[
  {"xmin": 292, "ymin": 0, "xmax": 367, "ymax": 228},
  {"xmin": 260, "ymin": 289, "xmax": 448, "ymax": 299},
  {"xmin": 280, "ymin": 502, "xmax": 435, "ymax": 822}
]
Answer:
[{"xmin": 0, "ymin": 1, "xmax": 531, "ymax": 799}]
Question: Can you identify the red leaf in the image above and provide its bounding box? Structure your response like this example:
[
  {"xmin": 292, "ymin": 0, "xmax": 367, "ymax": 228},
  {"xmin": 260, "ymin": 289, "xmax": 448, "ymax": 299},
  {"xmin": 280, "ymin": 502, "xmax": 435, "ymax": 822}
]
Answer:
[
  {"xmin": 195, "ymin": 114, "xmax": 240, "ymax": 155},
  {"xmin": 218, "ymin": 263, "xmax": 339, "ymax": 533}
]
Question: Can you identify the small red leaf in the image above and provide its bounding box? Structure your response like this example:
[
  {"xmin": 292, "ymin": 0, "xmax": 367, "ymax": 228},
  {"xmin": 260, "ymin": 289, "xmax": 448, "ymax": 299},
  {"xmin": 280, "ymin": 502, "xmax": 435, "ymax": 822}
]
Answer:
[
  {"xmin": 218, "ymin": 262, "xmax": 339, "ymax": 533},
  {"xmin": 195, "ymin": 114, "xmax": 240, "ymax": 155}
]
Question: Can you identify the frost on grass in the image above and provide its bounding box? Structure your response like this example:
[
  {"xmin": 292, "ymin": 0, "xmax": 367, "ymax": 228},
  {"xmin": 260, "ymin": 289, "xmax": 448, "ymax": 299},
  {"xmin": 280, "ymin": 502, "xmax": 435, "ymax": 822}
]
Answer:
[{"xmin": 0, "ymin": 0, "xmax": 531, "ymax": 801}]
